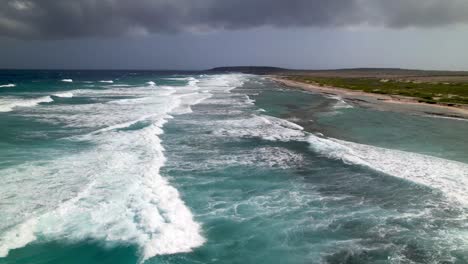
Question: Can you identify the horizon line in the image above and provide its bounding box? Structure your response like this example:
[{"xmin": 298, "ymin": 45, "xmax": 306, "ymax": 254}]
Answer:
[{"xmin": 1, "ymin": 66, "xmax": 468, "ymax": 73}]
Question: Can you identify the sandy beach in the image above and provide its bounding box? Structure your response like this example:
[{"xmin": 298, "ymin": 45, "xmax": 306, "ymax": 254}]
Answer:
[{"xmin": 271, "ymin": 76, "xmax": 468, "ymax": 120}]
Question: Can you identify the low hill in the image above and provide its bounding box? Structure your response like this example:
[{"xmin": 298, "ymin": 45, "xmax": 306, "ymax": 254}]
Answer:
[
  {"xmin": 207, "ymin": 66, "xmax": 287, "ymax": 74},
  {"xmin": 207, "ymin": 66, "xmax": 468, "ymax": 82}
]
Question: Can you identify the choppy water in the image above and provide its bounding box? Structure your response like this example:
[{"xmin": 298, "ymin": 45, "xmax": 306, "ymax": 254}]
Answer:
[{"xmin": 0, "ymin": 71, "xmax": 467, "ymax": 264}]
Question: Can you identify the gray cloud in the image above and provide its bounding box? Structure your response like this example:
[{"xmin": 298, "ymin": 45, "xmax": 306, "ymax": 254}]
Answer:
[{"xmin": 1, "ymin": 0, "xmax": 468, "ymax": 39}]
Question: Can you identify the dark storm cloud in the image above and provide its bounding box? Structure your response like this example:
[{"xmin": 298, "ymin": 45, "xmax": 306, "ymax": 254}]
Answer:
[{"xmin": 1, "ymin": 0, "xmax": 468, "ymax": 39}]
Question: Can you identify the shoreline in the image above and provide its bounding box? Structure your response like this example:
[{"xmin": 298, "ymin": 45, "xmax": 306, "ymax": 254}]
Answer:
[{"xmin": 270, "ymin": 76, "xmax": 468, "ymax": 120}]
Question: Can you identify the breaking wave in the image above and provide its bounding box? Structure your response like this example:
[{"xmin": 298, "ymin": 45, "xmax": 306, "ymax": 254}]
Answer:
[
  {"xmin": 52, "ymin": 92, "xmax": 74, "ymax": 98},
  {"xmin": 306, "ymin": 134, "xmax": 468, "ymax": 206},
  {"xmin": 208, "ymin": 101, "xmax": 468, "ymax": 207},
  {"xmin": 0, "ymin": 74, "xmax": 248, "ymax": 261},
  {"xmin": 326, "ymin": 95, "xmax": 353, "ymax": 109},
  {"xmin": 0, "ymin": 96, "xmax": 53, "ymax": 112},
  {"xmin": 213, "ymin": 114, "xmax": 305, "ymax": 141},
  {"xmin": 0, "ymin": 91, "xmax": 74, "ymax": 112}
]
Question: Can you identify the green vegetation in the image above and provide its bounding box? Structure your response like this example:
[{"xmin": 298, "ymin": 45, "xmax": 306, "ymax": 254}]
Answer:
[{"xmin": 286, "ymin": 76, "xmax": 468, "ymax": 105}]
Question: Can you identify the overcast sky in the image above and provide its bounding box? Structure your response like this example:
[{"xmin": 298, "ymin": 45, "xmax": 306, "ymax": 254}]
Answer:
[{"xmin": 1, "ymin": 0, "xmax": 468, "ymax": 70}]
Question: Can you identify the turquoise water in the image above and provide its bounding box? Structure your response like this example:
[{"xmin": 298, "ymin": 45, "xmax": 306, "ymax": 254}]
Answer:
[{"xmin": 1, "ymin": 71, "xmax": 467, "ymax": 264}]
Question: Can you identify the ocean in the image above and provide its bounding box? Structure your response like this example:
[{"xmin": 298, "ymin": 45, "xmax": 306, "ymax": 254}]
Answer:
[{"xmin": 0, "ymin": 70, "xmax": 467, "ymax": 264}]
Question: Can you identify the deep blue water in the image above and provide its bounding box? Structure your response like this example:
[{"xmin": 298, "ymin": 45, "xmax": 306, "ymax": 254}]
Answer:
[{"xmin": 0, "ymin": 71, "xmax": 467, "ymax": 264}]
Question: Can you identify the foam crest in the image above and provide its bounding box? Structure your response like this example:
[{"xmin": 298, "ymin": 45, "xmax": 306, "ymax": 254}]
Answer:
[
  {"xmin": 0, "ymin": 123, "xmax": 205, "ymax": 260},
  {"xmin": 107, "ymin": 97, "xmax": 153, "ymax": 105},
  {"xmin": 327, "ymin": 95, "xmax": 353, "ymax": 109},
  {"xmin": 172, "ymin": 92, "xmax": 212, "ymax": 114},
  {"xmin": 213, "ymin": 114, "xmax": 305, "ymax": 141},
  {"xmin": 31, "ymin": 91, "xmax": 179, "ymax": 130},
  {"xmin": 0, "ymin": 84, "xmax": 16, "ymax": 88},
  {"xmin": 99, "ymin": 80, "xmax": 114, "ymax": 83},
  {"xmin": 187, "ymin": 77, "xmax": 199, "ymax": 88},
  {"xmin": 90, "ymin": 114, "xmax": 158, "ymax": 134},
  {"xmin": 61, "ymin": 79, "xmax": 73, "ymax": 83},
  {"xmin": 109, "ymin": 84, "xmax": 132, "ymax": 87},
  {"xmin": 0, "ymin": 219, "xmax": 37, "ymax": 257},
  {"xmin": 197, "ymin": 74, "xmax": 246, "ymax": 93},
  {"xmin": 165, "ymin": 77, "xmax": 199, "ymax": 88},
  {"xmin": 0, "ymin": 96, "xmax": 53, "ymax": 112},
  {"xmin": 0, "ymin": 76, "xmax": 234, "ymax": 260},
  {"xmin": 52, "ymin": 92, "xmax": 74, "ymax": 98},
  {"xmin": 307, "ymin": 134, "xmax": 468, "ymax": 206}
]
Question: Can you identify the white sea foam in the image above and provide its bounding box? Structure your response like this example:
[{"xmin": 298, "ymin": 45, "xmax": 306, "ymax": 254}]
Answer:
[
  {"xmin": 0, "ymin": 74, "xmax": 252, "ymax": 260},
  {"xmin": 212, "ymin": 147, "xmax": 304, "ymax": 169},
  {"xmin": 243, "ymin": 95, "xmax": 256, "ymax": 105},
  {"xmin": 90, "ymin": 114, "xmax": 157, "ymax": 134},
  {"xmin": 197, "ymin": 74, "xmax": 245, "ymax": 93},
  {"xmin": 107, "ymin": 97, "xmax": 153, "ymax": 105},
  {"xmin": 327, "ymin": 95, "xmax": 353, "ymax": 109},
  {"xmin": 164, "ymin": 77, "xmax": 193, "ymax": 81},
  {"xmin": 165, "ymin": 77, "xmax": 200, "ymax": 88},
  {"xmin": 52, "ymin": 92, "xmax": 74, "ymax": 98},
  {"xmin": 0, "ymin": 122, "xmax": 205, "ymax": 260},
  {"xmin": 0, "ymin": 219, "xmax": 38, "ymax": 257},
  {"xmin": 306, "ymin": 134, "xmax": 468, "ymax": 206},
  {"xmin": 146, "ymin": 81, "xmax": 157, "ymax": 86},
  {"xmin": 61, "ymin": 79, "xmax": 73, "ymax": 83},
  {"xmin": 186, "ymin": 74, "xmax": 306, "ymax": 142},
  {"xmin": 213, "ymin": 114, "xmax": 305, "ymax": 141},
  {"xmin": 109, "ymin": 84, "xmax": 132, "ymax": 87},
  {"xmin": 0, "ymin": 96, "xmax": 53, "ymax": 112},
  {"xmin": 187, "ymin": 77, "xmax": 199, "ymax": 87},
  {"xmin": 99, "ymin": 80, "xmax": 114, "ymax": 83},
  {"xmin": 196, "ymin": 75, "xmax": 468, "ymax": 207},
  {"xmin": 201, "ymin": 77, "xmax": 467, "ymax": 206},
  {"xmin": 172, "ymin": 92, "xmax": 212, "ymax": 114},
  {"xmin": 0, "ymin": 83, "xmax": 16, "ymax": 88}
]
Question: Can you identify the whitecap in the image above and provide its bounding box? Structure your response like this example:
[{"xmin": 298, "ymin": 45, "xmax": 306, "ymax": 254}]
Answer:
[
  {"xmin": 0, "ymin": 123, "xmax": 206, "ymax": 260},
  {"xmin": 306, "ymin": 134, "xmax": 468, "ymax": 206},
  {"xmin": 0, "ymin": 84, "xmax": 16, "ymax": 88},
  {"xmin": 0, "ymin": 96, "xmax": 53, "ymax": 112},
  {"xmin": 99, "ymin": 80, "xmax": 114, "ymax": 83},
  {"xmin": 0, "ymin": 74, "xmax": 255, "ymax": 259},
  {"xmin": 327, "ymin": 95, "xmax": 353, "ymax": 109},
  {"xmin": 172, "ymin": 92, "xmax": 212, "ymax": 114},
  {"xmin": 52, "ymin": 92, "xmax": 74, "ymax": 98},
  {"xmin": 109, "ymin": 84, "xmax": 132, "ymax": 87},
  {"xmin": 0, "ymin": 75, "xmax": 234, "ymax": 260},
  {"xmin": 213, "ymin": 114, "xmax": 305, "ymax": 141},
  {"xmin": 61, "ymin": 79, "xmax": 73, "ymax": 83}
]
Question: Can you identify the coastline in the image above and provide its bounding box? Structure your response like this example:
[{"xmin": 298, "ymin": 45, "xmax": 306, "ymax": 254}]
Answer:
[{"xmin": 270, "ymin": 76, "xmax": 468, "ymax": 120}]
